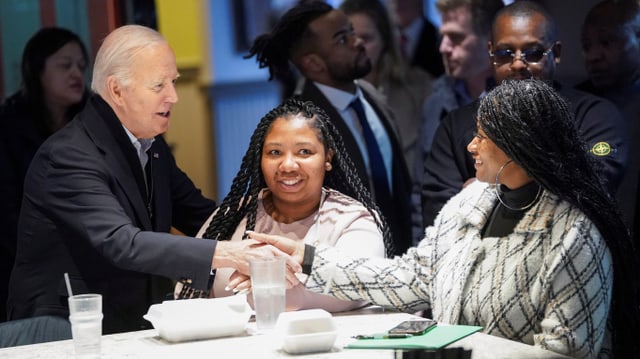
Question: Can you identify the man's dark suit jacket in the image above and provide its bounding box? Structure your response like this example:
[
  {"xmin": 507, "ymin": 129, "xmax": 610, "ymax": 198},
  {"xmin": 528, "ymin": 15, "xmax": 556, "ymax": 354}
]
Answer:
[
  {"xmin": 295, "ymin": 80, "xmax": 413, "ymax": 255},
  {"xmin": 411, "ymin": 18, "xmax": 444, "ymax": 78},
  {"xmin": 420, "ymin": 83, "xmax": 629, "ymax": 227},
  {"xmin": 7, "ymin": 95, "xmax": 218, "ymax": 333}
]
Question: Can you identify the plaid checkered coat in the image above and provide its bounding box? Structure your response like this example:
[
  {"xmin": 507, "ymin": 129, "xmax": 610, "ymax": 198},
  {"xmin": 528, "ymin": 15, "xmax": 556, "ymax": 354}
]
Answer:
[{"xmin": 308, "ymin": 180, "xmax": 613, "ymax": 358}]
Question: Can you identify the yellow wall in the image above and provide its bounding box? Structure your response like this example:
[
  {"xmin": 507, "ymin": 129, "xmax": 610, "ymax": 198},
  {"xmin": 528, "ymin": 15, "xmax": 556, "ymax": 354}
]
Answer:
[{"xmin": 155, "ymin": 0, "xmax": 217, "ymax": 199}]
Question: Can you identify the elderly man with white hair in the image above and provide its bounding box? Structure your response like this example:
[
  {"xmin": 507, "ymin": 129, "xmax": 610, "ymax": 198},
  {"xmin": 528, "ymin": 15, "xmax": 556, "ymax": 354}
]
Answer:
[{"xmin": 7, "ymin": 25, "xmax": 297, "ymax": 334}]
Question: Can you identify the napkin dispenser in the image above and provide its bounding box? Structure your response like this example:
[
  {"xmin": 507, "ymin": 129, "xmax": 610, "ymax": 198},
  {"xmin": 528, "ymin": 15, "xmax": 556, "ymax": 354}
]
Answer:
[{"xmin": 143, "ymin": 295, "xmax": 251, "ymax": 342}]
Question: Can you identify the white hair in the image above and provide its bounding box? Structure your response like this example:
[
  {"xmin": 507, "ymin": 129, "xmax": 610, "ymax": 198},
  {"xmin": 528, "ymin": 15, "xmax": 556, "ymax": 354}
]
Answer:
[{"xmin": 91, "ymin": 25, "xmax": 167, "ymax": 95}]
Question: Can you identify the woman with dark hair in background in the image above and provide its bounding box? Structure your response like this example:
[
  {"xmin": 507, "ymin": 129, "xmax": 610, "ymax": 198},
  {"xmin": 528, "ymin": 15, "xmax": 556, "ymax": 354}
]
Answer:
[
  {"xmin": 177, "ymin": 98, "xmax": 390, "ymax": 313},
  {"xmin": 0, "ymin": 27, "xmax": 90, "ymax": 322},
  {"xmin": 247, "ymin": 79, "xmax": 640, "ymax": 358}
]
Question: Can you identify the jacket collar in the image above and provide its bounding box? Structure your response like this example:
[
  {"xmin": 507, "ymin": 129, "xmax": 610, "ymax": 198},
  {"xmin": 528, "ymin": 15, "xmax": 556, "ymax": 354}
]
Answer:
[
  {"xmin": 459, "ymin": 182, "xmax": 555, "ymax": 235},
  {"xmin": 79, "ymin": 94, "xmax": 153, "ymax": 229}
]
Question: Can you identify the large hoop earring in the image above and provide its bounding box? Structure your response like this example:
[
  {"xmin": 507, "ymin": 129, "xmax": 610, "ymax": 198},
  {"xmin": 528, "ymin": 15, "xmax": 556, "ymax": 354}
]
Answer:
[
  {"xmin": 494, "ymin": 160, "xmax": 542, "ymax": 211},
  {"xmin": 494, "ymin": 160, "xmax": 513, "ymax": 186}
]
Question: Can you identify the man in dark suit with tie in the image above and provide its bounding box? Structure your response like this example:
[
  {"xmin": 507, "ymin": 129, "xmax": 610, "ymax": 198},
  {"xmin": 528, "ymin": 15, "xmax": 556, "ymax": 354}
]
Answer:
[
  {"xmin": 387, "ymin": 0, "xmax": 444, "ymax": 78},
  {"xmin": 7, "ymin": 25, "xmax": 297, "ymax": 334},
  {"xmin": 246, "ymin": 1, "xmax": 413, "ymax": 255}
]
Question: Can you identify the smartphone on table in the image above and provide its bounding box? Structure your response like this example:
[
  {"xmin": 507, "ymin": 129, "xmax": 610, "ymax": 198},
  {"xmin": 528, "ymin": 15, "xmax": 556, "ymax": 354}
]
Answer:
[{"xmin": 387, "ymin": 319, "xmax": 437, "ymax": 336}]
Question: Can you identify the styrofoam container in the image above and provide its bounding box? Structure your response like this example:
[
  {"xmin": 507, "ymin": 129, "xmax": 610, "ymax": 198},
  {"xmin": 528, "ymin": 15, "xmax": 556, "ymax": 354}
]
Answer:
[
  {"xmin": 143, "ymin": 296, "xmax": 251, "ymax": 342},
  {"xmin": 275, "ymin": 309, "xmax": 337, "ymax": 354}
]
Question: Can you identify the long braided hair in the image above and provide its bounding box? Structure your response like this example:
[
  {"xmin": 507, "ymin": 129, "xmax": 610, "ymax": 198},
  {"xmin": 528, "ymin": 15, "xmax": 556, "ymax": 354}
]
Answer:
[
  {"xmin": 478, "ymin": 78, "xmax": 640, "ymax": 357},
  {"xmin": 202, "ymin": 98, "xmax": 394, "ymax": 257},
  {"xmin": 243, "ymin": 1, "xmax": 332, "ymax": 81}
]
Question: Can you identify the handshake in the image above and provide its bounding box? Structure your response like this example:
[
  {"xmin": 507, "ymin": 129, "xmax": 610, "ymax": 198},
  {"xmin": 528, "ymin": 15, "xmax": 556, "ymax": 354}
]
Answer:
[{"xmin": 202, "ymin": 231, "xmax": 311, "ymax": 296}]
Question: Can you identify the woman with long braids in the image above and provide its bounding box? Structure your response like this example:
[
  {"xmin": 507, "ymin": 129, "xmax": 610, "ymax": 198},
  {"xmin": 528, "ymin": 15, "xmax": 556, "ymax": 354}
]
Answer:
[
  {"xmin": 177, "ymin": 98, "xmax": 391, "ymax": 313},
  {"xmin": 245, "ymin": 79, "xmax": 640, "ymax": 358}
]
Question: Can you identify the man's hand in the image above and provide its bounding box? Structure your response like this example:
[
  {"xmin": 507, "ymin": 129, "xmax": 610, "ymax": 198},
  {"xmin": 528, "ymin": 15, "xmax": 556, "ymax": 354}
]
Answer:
[
  {"xmin": 245, "ymin": 231, "xmax": 306, "ymax": 265},
  {"xmin": 211, "ymin": 238, "xmax": 301, "ymax": 276}
]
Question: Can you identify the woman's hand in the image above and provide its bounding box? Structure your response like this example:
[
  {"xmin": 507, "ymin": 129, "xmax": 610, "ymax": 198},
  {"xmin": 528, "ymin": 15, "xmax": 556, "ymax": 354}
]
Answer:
[
  {"xmin": 225, "ymin": 264, "xmax": 301, "ymax": 295},
  {"xmin": 212, "ymin": 237, "xmax": 302, "ymax": 276},
  {"xmin": 226, "ymin": 271, "xmax": 252, "ymax": 295},
  {"xmin": 241, "ymin": 231, "xmax": 306, "ymax": 288},
  {"xmin": 246, "ymin": 231, "xmax": 306, "ymax": 265}
]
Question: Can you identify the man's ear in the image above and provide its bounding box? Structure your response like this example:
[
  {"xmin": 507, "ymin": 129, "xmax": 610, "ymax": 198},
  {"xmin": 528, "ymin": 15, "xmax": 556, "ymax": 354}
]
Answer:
[
  {"xmin": 106, "ymin": 76, "xmax": 125, "ymax": 107},
  {"xmin": 552, "ymin": 41, "xmax": 562, "ymax": 65},
  {"xmin": 300, "ymin": 53, "xmax": 325, "ymax": 74}
]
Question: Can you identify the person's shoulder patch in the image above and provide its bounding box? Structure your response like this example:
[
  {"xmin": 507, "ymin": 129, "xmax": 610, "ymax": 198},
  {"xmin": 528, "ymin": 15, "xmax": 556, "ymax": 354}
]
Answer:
[{"xmin": 590, "ymin": 142, "xmax": 612, "ymax": 156}]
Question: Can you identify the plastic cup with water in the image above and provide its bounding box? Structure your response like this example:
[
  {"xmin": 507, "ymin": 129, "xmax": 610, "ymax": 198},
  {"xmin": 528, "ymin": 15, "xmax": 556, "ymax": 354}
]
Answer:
[
  {"xmin": 68, "ymin": 293, "xmax": 102, "ymax": 358},
  {"xmin": 250, "ymin": 257, "xmax": 286, "ymax": 331}
]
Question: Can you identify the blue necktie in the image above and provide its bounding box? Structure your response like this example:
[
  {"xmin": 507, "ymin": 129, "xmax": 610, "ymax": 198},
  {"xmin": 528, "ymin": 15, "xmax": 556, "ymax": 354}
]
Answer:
[{"xmin": 349, "ymin": 97, "xmax": 392, "ymax": 205}]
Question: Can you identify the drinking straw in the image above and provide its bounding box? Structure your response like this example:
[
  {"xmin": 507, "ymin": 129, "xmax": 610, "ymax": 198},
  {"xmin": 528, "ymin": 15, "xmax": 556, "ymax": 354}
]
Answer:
[{"xmin": 64, "ymin": 272, "xmax": 73, "ymax": 297}]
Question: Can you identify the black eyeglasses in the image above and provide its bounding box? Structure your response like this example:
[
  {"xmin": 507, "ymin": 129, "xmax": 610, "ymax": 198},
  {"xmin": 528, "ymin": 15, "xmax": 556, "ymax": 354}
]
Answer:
[{"xmin": 489, "ymin": 45, "xmax": 554, "ymax": 65}]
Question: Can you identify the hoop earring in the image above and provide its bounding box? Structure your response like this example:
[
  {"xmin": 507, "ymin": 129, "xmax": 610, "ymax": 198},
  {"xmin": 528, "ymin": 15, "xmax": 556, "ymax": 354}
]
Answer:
[
  {"xmin": 494, "ymin": 160, "xmax": 542, "ymax": 211},
  {"xmin": 494, "ymin": 160, "xmax": 513, "ymax": 186}
]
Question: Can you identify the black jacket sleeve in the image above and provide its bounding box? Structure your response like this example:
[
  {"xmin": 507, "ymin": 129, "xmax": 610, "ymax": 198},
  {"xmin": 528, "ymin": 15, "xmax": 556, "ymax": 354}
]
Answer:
[{"xmin": 421, "ymin": 102, "xmax": 478, "ymax": 227}]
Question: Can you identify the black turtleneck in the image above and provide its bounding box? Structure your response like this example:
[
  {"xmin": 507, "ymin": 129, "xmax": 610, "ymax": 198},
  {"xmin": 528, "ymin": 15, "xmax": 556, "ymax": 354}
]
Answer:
[{"xmin": 481, "ymin": 181, "xmax": 541, "ymax": 238}]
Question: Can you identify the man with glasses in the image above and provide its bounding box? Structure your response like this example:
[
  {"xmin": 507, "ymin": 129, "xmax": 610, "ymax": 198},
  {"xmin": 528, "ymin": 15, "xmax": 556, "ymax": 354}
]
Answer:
[{"xmin": 417, "ymin": 0, "xmax": 628, "ymax": 228}]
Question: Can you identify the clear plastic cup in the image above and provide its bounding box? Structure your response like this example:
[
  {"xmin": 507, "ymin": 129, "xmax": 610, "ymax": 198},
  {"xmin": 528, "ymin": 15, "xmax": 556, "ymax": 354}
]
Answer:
[
  {"xmin": 68, "ymin": 294, "xmax": 102, "ymax": 358},
  {"xmin": 250, "ymin": 257, "xmax": 286, "ymax": 331}
]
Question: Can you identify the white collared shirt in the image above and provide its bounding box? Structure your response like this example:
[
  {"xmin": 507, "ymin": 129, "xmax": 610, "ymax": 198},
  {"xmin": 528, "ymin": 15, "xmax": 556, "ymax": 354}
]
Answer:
[
  {"xmin": 314, "ymin": 81, "xmax": 393, "ymax": 190},
  {"xmin": 122, "ymin": 125, "xmax": 155, "ymax": 169}
]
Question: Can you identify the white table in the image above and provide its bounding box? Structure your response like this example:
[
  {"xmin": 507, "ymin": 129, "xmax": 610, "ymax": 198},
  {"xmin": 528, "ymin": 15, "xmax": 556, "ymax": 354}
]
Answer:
[{"xmin": 0, "ymin": 309, "xmax": 570, "ymax": 358}]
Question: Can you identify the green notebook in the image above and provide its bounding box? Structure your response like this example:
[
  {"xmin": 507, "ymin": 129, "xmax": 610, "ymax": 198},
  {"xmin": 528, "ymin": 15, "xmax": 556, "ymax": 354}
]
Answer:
[{"xmin": 345, "ymin": 325, "xmax": 482, "ymax": 350}]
